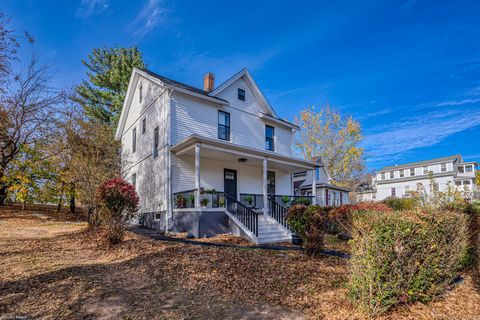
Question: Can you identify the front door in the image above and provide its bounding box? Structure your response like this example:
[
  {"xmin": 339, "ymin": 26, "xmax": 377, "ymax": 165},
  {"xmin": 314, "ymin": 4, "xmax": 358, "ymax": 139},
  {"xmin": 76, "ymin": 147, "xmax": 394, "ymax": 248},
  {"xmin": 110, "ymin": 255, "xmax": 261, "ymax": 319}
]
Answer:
[{"xmin": 224, "ymin": 169, "xmax": 237, "ymax": 200}]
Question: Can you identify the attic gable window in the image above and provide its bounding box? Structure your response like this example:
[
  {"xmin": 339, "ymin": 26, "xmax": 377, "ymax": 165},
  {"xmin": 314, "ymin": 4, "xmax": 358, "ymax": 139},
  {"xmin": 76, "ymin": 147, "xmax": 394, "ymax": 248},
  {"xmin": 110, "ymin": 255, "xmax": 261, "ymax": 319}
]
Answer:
[{"xmin": 238, "ymin": 88, "xmax": 245, "ymax": 101}]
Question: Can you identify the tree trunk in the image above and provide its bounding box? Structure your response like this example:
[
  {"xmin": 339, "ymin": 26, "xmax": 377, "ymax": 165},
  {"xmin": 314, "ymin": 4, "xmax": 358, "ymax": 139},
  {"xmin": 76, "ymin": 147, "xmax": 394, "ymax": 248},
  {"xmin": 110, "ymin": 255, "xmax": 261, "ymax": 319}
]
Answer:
[
  {"xmin": 57, "ymin": 199, "xmax": 62, "ymax": 212},
  {"xmin": 0, "ymin": 185, "xmax": 8, "ymax": 205},
  {"xmin": 69, "ymin": 183, "xmax": 76, "ymax": 214}
]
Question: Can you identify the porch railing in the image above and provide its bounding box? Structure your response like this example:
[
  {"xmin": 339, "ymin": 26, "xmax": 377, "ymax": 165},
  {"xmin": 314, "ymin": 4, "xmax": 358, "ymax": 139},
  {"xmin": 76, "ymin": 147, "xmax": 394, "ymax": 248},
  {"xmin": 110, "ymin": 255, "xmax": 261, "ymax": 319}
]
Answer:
[
  {"xmin": 267, "ymin": 196, "xmax": 291, "ymax": 231},
  {"xmin": 240, "ymin": 193, "xmax": 314, "ymax": 209},
  {"xmin": 225, "ymin": 193, "xmax": 258, "ymax": 236},
  {"xmin": 173, "ymin": 189, "xmax": 226, "ymax": 209}
]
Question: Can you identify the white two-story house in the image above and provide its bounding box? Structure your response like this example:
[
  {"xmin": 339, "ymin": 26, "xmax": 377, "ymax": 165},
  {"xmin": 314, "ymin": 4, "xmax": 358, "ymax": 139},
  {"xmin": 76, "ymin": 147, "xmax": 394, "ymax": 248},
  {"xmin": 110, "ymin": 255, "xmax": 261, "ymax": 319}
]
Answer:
[
  {"xmin": 115, "ymin": 68, "xmax": 318, "ymax": 244},
  {"xmin": 372, "ymin": 155, "xmax": 478, "ymax": 201}
]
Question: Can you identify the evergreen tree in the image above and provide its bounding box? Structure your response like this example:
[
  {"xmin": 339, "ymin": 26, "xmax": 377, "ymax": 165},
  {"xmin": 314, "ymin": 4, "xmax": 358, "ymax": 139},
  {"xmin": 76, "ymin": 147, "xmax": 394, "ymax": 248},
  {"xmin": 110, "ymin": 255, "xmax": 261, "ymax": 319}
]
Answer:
[{"xmin": 75, "ymin": 46, "xmax": 146, "ymax": 127}]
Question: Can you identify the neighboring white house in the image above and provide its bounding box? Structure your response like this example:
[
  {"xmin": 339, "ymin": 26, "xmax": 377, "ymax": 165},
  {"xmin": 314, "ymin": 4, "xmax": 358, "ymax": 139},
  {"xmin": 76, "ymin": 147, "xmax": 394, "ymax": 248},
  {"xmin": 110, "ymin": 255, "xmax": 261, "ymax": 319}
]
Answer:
[
  {"xmin": 293, "ymin": 157, "xmax": 350, "ymax": 206},
  {"xmin": 115, "ymin": 68, "xmax": 319, "ymax": 244},
  {"xmin": 361, "ymin": 155, "xmax": 478, "ymax": 201}
]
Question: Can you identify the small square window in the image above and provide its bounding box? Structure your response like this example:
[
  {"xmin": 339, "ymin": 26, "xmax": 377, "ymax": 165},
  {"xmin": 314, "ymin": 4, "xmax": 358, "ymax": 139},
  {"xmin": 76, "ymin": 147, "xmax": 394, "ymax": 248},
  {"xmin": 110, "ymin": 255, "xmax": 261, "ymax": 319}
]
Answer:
[
  {"xmin": 458, "ymin": 166, "xmax": 465, "ymax": 173},
  {"xmin": 238, "ymin": 88, "xmax": 245, "ymax": 101},
  {"xmin": 455, "ymin": 181, "xmax": 462, "ymax": 186},
  {"xmin": 441, "ymin": 163, "xmax": 447, "ymax": 172}
]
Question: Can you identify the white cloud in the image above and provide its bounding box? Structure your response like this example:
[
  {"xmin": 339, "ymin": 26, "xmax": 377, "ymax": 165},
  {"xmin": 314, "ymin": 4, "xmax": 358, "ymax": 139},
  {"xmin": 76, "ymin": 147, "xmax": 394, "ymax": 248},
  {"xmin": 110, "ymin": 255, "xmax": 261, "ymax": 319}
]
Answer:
[
  {"xmin": 364, "ymin": 109, "xmax": 480, "ymax": 165},
  {"xmin": 128, "ymin": 0, "xmax": 168, "ymax": 37},
  {"xmin": 76, "ymin": 0, "xmax": 109, "ymax": 18}
]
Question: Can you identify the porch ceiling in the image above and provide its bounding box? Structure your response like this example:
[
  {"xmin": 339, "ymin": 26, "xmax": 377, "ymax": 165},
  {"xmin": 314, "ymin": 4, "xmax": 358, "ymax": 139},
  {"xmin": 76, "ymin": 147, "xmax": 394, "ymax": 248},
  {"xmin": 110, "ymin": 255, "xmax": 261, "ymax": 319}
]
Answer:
[{"xmin": 172, "ymin": 134, "xmax": 313, "ymax": 173}]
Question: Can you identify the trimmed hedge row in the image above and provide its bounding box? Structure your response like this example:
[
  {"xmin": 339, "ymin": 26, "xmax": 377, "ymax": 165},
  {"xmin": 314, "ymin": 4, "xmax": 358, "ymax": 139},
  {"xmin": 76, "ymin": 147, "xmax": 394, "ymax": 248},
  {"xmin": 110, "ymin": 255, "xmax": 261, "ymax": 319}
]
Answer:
[{"xmin": 348, "ymin": 209, "xmax": 469, "ymax": 316}]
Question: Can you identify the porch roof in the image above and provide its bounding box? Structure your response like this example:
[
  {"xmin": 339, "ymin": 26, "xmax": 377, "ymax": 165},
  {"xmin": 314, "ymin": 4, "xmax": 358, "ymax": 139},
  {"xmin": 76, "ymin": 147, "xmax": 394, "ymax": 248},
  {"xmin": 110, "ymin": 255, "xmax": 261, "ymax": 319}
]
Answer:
[{"xmin": 171, "ymin": 134, "xmax": 315, "ymax": 171}]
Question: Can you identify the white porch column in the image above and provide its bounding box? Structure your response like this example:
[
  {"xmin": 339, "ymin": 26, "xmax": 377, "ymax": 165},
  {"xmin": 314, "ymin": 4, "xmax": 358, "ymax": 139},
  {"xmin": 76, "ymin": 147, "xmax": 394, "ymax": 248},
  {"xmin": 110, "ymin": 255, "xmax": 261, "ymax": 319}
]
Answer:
[
  {"xmin": 195, "ymin": 143, "xmax": 201, "ymax": 208},
  {"xmin": 312, "ymin": 166, "xmax": 317, "ymax": 205},
  {"xmin": 263, "ymin": 157, "xmax": 268, "ymax": 213}
]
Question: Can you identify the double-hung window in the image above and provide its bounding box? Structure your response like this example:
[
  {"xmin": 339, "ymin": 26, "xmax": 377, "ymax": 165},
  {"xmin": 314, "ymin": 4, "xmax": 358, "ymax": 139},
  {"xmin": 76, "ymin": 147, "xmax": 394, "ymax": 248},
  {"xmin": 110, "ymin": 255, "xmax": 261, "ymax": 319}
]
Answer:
[
  {"xmin": 410, "ymin": 168, "xmax": 415, "ymax": 176},
  {"xmin": 153, "ymin": 126, "xmax": 159, "ymax": 159},
  {"xmin": 218, "ymin": 111, "xmax": 230, "ymax": 141},
  {"xmin": 441, "ymin": 163, "xmax": 447, "ymax": 172},
  {"xmin": 265, "ymin": 125, "xmax": 274, "ymax": 151},
  {"xmin": 132, "ymin": 128, "xmax": 137, "ymax": 153}
]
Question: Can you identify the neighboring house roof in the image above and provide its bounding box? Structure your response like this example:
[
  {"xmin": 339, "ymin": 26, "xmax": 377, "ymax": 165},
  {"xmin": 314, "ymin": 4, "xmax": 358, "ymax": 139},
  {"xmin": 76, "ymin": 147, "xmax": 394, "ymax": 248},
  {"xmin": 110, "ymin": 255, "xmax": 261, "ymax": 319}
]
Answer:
[
  {"xmin": 209, "ymin": 68, "xmax": 278, "ymax": 118},
  {"xmin": 299, "ymin": 183, "xmax": 351, "ymax": 192},
  {"xmin": 379, "ymin": 154, "xmax": 462, "ymax": 172}
]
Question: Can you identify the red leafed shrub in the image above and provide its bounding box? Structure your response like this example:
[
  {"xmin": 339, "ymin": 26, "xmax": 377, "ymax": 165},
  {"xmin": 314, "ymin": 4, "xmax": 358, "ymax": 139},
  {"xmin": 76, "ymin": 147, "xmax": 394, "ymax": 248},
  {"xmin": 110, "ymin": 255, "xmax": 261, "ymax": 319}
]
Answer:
[
  {"xmin": 98, "ymin": 178, "xmax": 139, "ymax": 244},
  {"xmin": 329, "ymin": 202, "xmax": 392, "ymax": 236}
]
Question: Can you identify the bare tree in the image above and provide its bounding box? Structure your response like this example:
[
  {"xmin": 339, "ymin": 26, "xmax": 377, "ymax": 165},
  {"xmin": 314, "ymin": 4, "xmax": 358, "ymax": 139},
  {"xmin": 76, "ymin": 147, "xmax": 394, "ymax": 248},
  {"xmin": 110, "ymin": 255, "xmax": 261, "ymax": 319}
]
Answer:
[{"xmin": 0, "ymin": 56, "xmax": 61, "ymax": 204}]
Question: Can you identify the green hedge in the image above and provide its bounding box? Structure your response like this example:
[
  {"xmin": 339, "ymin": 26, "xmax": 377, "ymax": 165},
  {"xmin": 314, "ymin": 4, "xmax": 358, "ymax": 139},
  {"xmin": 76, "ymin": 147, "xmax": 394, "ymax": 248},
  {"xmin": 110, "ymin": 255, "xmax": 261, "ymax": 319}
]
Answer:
[
  {"xmin": 348, "ymin": 209, "xmax": 468, "ymax": 316},
  {"xmin": 382, "ymin": 197, "xmax": 419, "ymax": 211}
]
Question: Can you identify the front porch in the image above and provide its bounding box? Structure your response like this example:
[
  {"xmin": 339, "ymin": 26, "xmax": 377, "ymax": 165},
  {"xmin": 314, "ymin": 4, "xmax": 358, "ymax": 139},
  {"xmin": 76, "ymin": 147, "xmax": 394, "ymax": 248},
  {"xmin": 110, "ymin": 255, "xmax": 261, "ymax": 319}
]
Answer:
[{"xmin": 169, "ymin": 135, "xmax": 316, "ymax": 243}]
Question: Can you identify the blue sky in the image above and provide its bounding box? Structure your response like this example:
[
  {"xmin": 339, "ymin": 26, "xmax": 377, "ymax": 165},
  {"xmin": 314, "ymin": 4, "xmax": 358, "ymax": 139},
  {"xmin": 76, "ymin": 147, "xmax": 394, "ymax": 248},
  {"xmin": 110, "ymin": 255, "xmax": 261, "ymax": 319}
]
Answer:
[{"xmin": 3, "ymin": 0, "xmax": 480, "ymax": 170}]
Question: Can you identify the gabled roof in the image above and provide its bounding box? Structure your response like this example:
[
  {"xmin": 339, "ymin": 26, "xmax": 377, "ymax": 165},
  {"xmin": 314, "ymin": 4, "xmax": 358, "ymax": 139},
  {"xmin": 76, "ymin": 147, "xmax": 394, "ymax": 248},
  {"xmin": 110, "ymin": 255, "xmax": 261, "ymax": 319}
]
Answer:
[
  {"xmin": 209, "ymin": 68, "xmax": 278, "ymax": 118},
  {"xmin": 141, "ymin": 69, "xmax": 228, "ymax": 103},
  {"xmin": 379, "ymin": 154, "xmax": 462, "ymax": 172},
  {"xmin": 115, "ymin": 68, "xmax": 228, "ymax": 140}
]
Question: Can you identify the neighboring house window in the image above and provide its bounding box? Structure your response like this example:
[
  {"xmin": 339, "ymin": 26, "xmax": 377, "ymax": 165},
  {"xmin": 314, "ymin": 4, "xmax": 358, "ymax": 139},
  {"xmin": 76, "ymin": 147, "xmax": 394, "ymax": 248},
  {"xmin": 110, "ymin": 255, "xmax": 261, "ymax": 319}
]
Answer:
[
  {"xmin": 400, "ymin": 170, "xmax": 404, "ymax": 178},
  {"xmin": 267, "ymin": 171, "xmax": 275, "ymax": 195},
  {"xmin": 218, "ymin": 111, "xmax": 230, "ymax": 141},
  {"xmin": 131, "ymin": 173, "xmax": 136, "ymax": 189},
  {"xmin": 423, "ymin": 166, "xmax": 429, "ymax": 175},
  {"xmin": 238, "ymin": 88, "xmax": 245, "ymax": 101},
  {"xmin": 389, "ymin": 171, "xmax": 394, "ymax": 179},
  {"xmin": 391, "ymin": 187, "xmax": 396, "ymax": 197},
  {"xmin": 265, "ymin": 125, "xmax": 275, "ymax": 151},
  {"xmin": 132, "ymin": 128, "xmax": 137, "ymax": 153},
  {"xmin": 455, "ymin": 181, "xmax": 462, "ymax": 186},
  {"xmin": 410, "ymin": 168, "xmax": 415, "ymax": 176},
  {"xmin": 139, "ymin": 84, "xmax": 143, "ymax": 103},
  {"xmin": 404, "ymin": 185, "xmax": 410, "ymax": 193},
  {"xmin": 464, "ymin": 180, "xmax": 471, "ymax": 185},
  {"xmin": 458, "ymin": 166, "xmax": 464, "ymax": 173},
  {"xmin": 441, "ymin": 163, "xmax": 447, "ymax": 172},
  {"xmin": 153, "ymin": 126, "xmax": 159, "ymax": 159},
  {"xmin": 381, "ymin": 172, "xmax": 385, "ymax": 180},
  {"xmin": 142, "ymin": 118, "xmax": 146, "ymax": 134},
  {"xmin": 315, "ymin": 167, "xmax": 320, "ymax": 181},
  {"xmin": 466, "ymin": 165, "xmax": 473, "ymax": 172}
]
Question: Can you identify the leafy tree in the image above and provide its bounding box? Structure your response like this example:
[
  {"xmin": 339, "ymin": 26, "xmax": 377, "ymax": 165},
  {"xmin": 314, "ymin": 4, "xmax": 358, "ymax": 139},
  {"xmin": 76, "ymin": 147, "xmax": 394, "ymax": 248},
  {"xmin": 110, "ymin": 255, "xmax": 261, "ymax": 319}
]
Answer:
[
  {"xmin": 476, "ymin": 171, "xmax": 480, "ymax": 187},
  {"xmin": 0, "ymin": 56, "xmax": 61, "ymax": 204},
  {"xmin": 62, "ymin": 113, "xmax": 121, "ymax": 225},
  {"xmin": 75, "ymin": 46, "xmax": 146, "ymax": 127},
  {"xmin": 295, "ymin": 105, "xmax": 365, "ymax": 187}
]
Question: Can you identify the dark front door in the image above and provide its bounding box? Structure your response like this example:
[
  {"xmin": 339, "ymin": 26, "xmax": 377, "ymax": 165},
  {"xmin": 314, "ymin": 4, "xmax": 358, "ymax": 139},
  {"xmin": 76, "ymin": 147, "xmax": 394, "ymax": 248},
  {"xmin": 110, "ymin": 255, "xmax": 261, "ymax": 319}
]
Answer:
[{"xmin": 224, "ymin": 169, "xmax": 237, "ymax": 200}]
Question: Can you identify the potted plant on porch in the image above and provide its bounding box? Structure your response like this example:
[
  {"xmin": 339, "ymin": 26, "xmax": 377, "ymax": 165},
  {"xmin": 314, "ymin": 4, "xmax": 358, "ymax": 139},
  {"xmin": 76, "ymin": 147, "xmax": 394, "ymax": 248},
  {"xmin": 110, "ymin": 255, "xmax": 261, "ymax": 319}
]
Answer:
[
  {"xmin": 175, "ymin": 195, "xmax": 187, "ymax": 208},
  {"xmin": 200, "ymin": 197, "xmax": 210, "ymax": 208},
  {"xmin": 244, "ymin": 195, "xmax": 254, "ymax": 208}
]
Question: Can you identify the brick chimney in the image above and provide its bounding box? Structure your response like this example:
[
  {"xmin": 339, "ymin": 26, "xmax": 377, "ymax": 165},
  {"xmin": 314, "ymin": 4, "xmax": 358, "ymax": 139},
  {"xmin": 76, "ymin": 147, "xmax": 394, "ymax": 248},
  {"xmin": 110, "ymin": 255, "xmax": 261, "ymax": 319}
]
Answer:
[{"xmin": 203, "ymin": 72, "xmax": 215, "ymax": 92}]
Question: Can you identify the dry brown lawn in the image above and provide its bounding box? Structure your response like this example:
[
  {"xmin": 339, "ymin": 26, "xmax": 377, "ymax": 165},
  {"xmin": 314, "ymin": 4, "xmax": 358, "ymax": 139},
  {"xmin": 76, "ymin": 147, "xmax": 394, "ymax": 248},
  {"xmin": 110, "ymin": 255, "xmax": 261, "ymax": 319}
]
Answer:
[{"xmin": 1, "ymin": 208, "xmax": 480, "ymax": 319}]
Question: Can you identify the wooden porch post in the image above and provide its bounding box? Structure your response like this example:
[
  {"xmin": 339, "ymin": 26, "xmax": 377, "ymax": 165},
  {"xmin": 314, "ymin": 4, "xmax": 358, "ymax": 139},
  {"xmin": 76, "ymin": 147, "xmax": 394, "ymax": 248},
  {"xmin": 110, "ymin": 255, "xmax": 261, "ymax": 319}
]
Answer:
[
  {"xmin": 312, "ymin": 166, "xmax": 317, "ymax": 205},
  {"xmin": 263, "ymin": 157, "xmax": 268, "ymax": 213},
  {"xmin": 195, "ymin": 143, "xmax": 201, "ymax": 208}
]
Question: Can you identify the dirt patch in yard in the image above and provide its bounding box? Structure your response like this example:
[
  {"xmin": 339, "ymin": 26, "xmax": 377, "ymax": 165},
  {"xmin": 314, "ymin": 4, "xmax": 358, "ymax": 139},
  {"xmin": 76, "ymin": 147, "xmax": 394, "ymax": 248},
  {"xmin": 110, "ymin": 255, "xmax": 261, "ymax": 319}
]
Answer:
[{"xmin": 1, "ymin": 213, "xmax": 480, "ymax": 319}]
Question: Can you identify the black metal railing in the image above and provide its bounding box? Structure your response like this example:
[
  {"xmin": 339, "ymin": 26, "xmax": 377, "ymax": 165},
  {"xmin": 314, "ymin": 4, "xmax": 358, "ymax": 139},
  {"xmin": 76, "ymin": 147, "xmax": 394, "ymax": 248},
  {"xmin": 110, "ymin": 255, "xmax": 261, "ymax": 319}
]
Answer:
[
  {"xmin": 267, "ymin": 197, "xmax": 291, "ymax": 231},
  {"xmin": 225, "ymin": 193, "xmax": 258, "ymax": 236},
  {"xmin": 173, "ymin": 189, "xmax": 226, "ymax": 209},
  {"xmin": 239, "ymin": 193, "xmax": 263, "ymax": 209},
  {"xmin": 173, "ymin": 189, "xmax": 196, "ymax": 209},
  {"xmin": 269, "ymin": 195, "xmax": 314, "ymax": 208}
]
